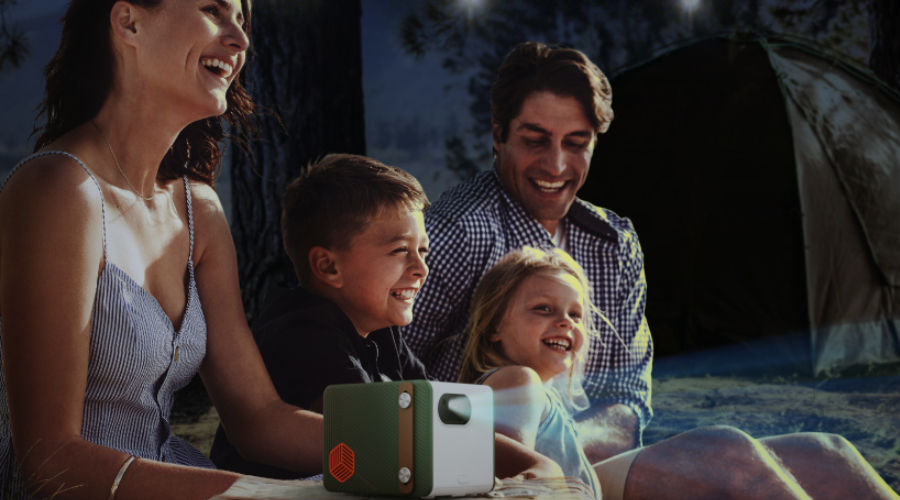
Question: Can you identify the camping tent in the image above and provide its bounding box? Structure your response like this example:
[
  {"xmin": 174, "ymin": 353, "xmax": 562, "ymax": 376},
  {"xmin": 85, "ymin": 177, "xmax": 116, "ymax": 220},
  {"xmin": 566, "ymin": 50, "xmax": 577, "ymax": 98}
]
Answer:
[{"xmin": 581, "ymin": 34, "xmax": 900, "ymax": 375}]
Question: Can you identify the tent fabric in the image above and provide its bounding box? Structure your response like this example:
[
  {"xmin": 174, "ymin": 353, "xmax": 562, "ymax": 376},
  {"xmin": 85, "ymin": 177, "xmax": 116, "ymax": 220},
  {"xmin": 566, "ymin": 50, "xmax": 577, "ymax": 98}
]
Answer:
[
  {"xmin": 770, "ymin": 45, "xmax": 900, "ymax": 287},
  {"xmin": 769, "ymin": 45, "xmax": 900, "ymax": 373},
  {"xmin": 581, "ymin": 35, "xmax": 900, "ymax": 375}
]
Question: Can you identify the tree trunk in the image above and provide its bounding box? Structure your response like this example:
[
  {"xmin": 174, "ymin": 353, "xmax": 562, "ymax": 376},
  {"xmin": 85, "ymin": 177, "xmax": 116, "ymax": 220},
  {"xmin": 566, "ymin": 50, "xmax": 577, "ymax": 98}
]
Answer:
[
  {"xmin": 868, "ymin": 0, "xmax": 900, "ymax": 91},
  {"xmin": 230, "ymin": 0, "xmax": 366, "ymax": 323}
]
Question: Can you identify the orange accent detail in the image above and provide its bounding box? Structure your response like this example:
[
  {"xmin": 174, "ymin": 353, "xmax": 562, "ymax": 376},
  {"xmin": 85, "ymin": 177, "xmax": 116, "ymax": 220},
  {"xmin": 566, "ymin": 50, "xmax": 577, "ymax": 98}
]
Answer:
[{"xmin": 329, "ymin": 443, "xmax": 355, "ymax": 483}]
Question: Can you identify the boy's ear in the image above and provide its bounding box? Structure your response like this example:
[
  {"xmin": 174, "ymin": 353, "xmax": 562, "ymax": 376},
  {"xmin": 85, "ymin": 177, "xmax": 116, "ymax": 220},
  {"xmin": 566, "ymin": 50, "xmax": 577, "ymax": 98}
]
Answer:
[
  {"xmin": 309, "ymin": 246, "xmax": 343, "ymax": 289},
  {"xmin": 110, "ymin": 1, "xmax": 141, "ymax": 46}
]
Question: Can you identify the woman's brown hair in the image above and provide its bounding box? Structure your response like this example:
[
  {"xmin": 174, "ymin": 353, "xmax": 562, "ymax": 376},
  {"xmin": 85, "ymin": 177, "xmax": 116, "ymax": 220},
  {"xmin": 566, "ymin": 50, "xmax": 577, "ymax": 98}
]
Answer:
[{"xmin": 33, "ymin": 0, "xmax": 254, "ymax": 184}]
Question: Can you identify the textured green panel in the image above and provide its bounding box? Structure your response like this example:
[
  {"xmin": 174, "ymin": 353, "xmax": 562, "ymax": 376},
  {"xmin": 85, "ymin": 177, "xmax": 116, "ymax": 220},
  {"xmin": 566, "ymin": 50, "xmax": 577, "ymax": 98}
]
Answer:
[
  {"xmin": 410, "ymin": 380, "xmax": 433, "ymax": 497},
  {"xmin": 323, "ymin": 381, "xmax": 434, "ymax": 496}
]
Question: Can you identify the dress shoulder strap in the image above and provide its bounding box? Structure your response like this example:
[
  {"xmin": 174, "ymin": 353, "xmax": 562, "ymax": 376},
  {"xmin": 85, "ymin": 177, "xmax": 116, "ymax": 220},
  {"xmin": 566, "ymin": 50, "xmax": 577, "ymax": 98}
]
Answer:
[
  {"xmin": 182, "ymin": 175, "xmax": 195, "ymax": 264},
  {"xmin": 2, "ymin": 151, "xmax": 108, "ymax": 257},
  {"xmin": 474, "ymin": 367, "xmax": 502, "ymax": 385}
]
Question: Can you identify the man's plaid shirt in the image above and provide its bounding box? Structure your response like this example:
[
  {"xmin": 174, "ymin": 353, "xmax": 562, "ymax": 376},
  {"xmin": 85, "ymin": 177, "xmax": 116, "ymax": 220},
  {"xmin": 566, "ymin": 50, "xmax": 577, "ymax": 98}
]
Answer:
[{"xmin": 403, "ymin": 171, "xmax": 653, "ymax": 431}]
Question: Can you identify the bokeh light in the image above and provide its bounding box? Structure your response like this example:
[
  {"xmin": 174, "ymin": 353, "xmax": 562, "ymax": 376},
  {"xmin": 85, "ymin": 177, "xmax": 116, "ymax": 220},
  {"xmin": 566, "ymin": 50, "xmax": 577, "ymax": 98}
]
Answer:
[{"xmin": 681, "ymin": 0, "xmax": 701, "ymax": 12}]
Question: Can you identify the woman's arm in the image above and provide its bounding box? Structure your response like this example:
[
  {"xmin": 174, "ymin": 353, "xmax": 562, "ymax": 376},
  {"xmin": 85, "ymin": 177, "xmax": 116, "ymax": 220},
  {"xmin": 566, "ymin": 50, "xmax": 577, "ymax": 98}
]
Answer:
[
  {"xmin": 189, "ymin": 182, "xmax": 323, "ymax": 475},
  {"xmin": 0, "ymin": 159, "xmax": 238, "ymax": 500}
]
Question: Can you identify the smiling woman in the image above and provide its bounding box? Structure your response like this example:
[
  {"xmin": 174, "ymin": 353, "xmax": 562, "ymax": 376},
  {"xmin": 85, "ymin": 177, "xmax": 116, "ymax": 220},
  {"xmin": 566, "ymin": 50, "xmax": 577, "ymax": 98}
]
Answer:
[
  {"xmin": 0, "ymin": 0, "xmax": 336, "ymax": 499},
  {"xmin": 0, "ymin": 2, "xmax": 564, "ymax": 497}
]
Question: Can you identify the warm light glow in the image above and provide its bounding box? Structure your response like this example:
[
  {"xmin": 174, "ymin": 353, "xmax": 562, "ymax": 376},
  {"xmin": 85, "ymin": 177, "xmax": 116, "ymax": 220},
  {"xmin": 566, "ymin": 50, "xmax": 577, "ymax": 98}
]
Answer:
[{"xmin": 680, "ymin": 0, "xmax": 701, "ymax": 12}]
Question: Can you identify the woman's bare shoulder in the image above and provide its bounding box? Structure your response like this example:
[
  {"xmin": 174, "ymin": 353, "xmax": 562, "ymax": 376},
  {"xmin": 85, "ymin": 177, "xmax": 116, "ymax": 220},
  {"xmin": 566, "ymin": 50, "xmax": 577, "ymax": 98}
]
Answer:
[
  {"xmin": 0, "ymin": 152, "xmax": 106, "ymax": 298},
  {"xmin": 1, "ymin": 152, "xmax": 104, "ymax": 218},
  {"xmin": 184, "ymin": 179, "xmax": 227, "ymax": 226},
  {"xmin": 183, "ymin": 179, "xmax": 234, "ymax": 267}
]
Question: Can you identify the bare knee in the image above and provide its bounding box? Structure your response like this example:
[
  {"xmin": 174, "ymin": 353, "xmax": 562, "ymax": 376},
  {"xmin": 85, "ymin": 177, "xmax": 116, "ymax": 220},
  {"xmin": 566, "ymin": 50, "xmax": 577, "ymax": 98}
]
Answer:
[
  {"xmin": 763, "ymin": 432, "xmax": 861, "ymax": 463},
  {"xmin": 627, "ymin": 427, "xmax": 809, "ymax": 499},
  {"xmin": 640, "ymin": 425, "xmax": 772, "ymax": 472},
  {"xmin": 683, "ymin": 425, "xmax": 754, "ymax": 443},
  {"xmin": 676, "ymin": 425, "xmax": 762, "ymax": 459}
]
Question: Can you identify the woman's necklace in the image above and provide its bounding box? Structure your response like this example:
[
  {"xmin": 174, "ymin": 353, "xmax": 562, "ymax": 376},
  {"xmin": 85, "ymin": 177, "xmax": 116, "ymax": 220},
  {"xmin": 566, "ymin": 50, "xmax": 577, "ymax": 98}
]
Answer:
[{"xmin": 91, "ymin": 120, "xmax": 155, "ymax": 201}]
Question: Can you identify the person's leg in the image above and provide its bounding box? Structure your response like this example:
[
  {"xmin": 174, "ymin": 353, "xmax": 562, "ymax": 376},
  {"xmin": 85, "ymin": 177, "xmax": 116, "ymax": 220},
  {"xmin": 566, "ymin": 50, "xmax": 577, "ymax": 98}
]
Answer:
[
  {"xmin": 619, "ymin": 425, "xmax": 810, "ymax": 500},
  {"xmin": 762, "ymin": 433, "xmax": 899, "ymax": 500},
  {"xmin": 593, "ymin": 447, "xmax": 642, "ymax": 500}
]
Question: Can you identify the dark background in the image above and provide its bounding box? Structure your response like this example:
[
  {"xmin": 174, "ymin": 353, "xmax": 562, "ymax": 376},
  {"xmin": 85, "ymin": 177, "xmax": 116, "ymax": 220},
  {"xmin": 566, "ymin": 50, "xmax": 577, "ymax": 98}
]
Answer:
[{"xmin": 1, "ymin": 0, "xmax": 897, "ymax": 372}]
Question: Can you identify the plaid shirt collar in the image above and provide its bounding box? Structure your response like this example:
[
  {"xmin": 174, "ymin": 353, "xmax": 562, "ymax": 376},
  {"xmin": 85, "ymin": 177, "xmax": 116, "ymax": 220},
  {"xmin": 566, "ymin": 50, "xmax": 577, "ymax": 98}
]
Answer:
[{"xmin": 487, "ymin": 168, "xmax": 619, "ymax": 244}]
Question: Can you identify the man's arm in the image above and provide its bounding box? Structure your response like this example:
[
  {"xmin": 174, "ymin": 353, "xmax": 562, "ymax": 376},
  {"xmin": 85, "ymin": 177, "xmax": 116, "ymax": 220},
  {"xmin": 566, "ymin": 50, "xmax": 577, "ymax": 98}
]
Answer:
[
  {"xmin": 575, "ymin": 403, "xmax": 639, "ymax": 463},
  {"xmin": 579, "ymin": 217, "xmax": 653, "ymax": 461}
]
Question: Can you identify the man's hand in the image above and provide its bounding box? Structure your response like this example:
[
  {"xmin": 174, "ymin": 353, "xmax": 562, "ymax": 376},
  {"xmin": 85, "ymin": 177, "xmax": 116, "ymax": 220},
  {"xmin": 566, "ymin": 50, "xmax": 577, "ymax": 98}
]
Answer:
[{"xmin": 576, "ymin": 403, "xmax": 639, "ymax": 463}]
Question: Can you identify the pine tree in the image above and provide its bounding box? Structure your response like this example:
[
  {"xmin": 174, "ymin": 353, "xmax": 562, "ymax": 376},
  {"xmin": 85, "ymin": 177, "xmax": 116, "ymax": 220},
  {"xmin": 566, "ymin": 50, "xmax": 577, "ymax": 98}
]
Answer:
[{"xmin": 0, "ymin": 0, "xmax": 27, "ymax": 73}]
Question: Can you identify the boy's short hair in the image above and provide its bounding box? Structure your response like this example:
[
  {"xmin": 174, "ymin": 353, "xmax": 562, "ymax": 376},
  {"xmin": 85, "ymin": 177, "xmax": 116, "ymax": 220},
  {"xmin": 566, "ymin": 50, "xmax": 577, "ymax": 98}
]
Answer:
[{"xmin": 281, "ymin": 153, "xmax": 429, "ymax": 286}]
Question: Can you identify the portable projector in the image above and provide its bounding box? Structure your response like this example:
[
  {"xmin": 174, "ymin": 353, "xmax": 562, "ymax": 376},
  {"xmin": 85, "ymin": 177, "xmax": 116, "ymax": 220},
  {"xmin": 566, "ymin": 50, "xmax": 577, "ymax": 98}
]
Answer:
[{"xmin": 323, "ymin": 380, "xmax": 495, "ymax": 497}]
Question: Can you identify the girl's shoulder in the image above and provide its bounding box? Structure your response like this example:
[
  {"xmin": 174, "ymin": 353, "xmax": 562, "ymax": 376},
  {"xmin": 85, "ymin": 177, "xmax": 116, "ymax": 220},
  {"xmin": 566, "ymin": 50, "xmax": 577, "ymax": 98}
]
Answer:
[
  {"xmin": 480, "ymin": 365, "xmax": 543, "ymax": 390},
  {"xmin": 480, "ymin": 365, "xmax": 551, "ymax": 422}
]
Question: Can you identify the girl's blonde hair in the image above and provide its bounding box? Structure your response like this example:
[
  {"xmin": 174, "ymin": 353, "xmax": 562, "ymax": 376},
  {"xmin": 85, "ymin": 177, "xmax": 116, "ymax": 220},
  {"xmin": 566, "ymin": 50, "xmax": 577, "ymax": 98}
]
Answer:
[{"xmin": 457, "ymin": 246, "xmax": 595, "ymax": 385}]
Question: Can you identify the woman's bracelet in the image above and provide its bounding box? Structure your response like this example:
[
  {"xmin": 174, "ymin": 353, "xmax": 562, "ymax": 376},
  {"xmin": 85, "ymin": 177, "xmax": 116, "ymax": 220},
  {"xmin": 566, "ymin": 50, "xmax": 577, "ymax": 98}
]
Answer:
[{"xmin": 109, "ymin": 455, "xmax": 136, "ymax": 500}]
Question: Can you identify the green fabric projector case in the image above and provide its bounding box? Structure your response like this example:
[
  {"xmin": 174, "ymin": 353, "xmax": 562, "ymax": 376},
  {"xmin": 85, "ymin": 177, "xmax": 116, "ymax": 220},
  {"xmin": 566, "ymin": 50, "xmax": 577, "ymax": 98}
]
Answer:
[{"xmin": 323, "ymin": 380, "xmax": 494, "ymax": 497}]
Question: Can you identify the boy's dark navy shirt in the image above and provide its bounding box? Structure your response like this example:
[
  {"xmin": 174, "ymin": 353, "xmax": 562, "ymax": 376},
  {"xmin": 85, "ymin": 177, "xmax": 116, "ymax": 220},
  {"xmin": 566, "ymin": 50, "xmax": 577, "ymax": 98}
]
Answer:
[{"xmin": 210, "ymin": 286, "xmax": 429, "ymax": 478}]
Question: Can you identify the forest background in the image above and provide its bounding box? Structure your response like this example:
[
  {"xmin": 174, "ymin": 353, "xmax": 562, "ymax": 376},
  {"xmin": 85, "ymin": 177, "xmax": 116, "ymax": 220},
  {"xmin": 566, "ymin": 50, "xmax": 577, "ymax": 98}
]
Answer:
[{"xmin": 2, "ymin": 0, "xmax": 897, "ymax": 317}]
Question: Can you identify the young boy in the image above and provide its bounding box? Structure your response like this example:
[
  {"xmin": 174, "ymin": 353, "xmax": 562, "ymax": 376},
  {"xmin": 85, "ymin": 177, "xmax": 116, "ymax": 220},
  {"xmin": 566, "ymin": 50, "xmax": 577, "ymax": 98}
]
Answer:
[
  {"xmin": 211, "ymin": 154, "xmax": 563, "ymax": 482},
  {"xmin": 210, "ymin": 153, "xmax": 431, "ymax": 478}
]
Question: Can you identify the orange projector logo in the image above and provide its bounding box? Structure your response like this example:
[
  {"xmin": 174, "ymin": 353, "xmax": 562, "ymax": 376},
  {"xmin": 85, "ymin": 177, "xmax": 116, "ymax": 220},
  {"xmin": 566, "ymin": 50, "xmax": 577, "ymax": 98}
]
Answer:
[{"xmin": 329, "ymin": 443, "xmax": 355, "ymax": 482}]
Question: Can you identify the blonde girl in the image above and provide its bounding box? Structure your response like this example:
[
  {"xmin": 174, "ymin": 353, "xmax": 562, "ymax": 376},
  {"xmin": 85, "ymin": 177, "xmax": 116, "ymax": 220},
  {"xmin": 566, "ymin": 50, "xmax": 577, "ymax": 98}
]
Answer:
[{"xmin": 458, "ymin": 246, "xmax": 602, "ymax": 497}]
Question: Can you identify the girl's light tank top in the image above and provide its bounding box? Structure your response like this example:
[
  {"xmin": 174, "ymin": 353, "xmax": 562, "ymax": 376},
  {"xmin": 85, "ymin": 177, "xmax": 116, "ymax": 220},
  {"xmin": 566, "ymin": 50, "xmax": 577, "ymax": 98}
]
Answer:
[
  {"xmin": 0, "ymin": 151, "xmax": 212, "ymax": 499},
  {"xmin": 476, "ymin": 368, "xmax": 603, "ymax": 499}
]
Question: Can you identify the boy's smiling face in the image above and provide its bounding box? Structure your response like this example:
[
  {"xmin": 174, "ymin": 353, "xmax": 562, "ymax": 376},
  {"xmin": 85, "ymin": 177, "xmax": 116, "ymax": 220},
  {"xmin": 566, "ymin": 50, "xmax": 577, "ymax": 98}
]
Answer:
[{"xmin": 330, "ymin": 204, "xmax": 429, "ymax": 336}]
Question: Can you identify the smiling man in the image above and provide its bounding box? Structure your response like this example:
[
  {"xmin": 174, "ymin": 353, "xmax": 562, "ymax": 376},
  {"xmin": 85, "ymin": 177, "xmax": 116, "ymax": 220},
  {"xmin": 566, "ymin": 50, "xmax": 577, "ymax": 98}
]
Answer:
[{"xmin": 403, "ymin": 41, "xmax": 653, "ymax": 466}]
